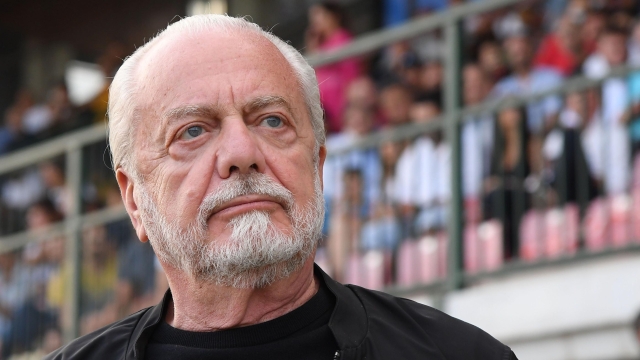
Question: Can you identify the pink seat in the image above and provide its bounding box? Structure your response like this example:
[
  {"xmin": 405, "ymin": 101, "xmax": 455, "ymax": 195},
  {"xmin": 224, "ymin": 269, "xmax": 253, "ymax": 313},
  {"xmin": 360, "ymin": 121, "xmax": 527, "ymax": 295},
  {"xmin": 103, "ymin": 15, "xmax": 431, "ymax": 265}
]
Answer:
[
  {"xmin": 344, "ymin": 253, "xmax": 363, "ymax": 286},
  {"xmin": 436, "ymin": 232, "xmax": 448, "ymax": 279},
  {"xmin": 417, "ymin": 235, "xmax": 439, "ymax": 284},
  {"xmin": 464, "ymin": 197, "xmax": 482, "ymax": 225},
  {"xmin": 519, "ymin": 210, "xmax": 544, "ymax": 261},
  {"xmin": 632, "ymin": 188, "xmax": 640, "ymax": 242},
  {"xmin": 478, "ymin": 220, "xmax": 503, "ymax": 271},
  {"xmin": 362, "ymin": 250, "xmax": 385, "ymax": 290},
  {"xmin": 610, "ymin": 194, "xmax": 632, "ymax": 248},
  {"xmin": 583, "ymin": 198, "xmax": 609, "ymax": 251},
  {"xmin": 464, "ymin": 224, "xmax": 480, "ymax": 274},
  {"xmin": 396, "ymin": 240, "xmax": 417, "ymax": 287}
]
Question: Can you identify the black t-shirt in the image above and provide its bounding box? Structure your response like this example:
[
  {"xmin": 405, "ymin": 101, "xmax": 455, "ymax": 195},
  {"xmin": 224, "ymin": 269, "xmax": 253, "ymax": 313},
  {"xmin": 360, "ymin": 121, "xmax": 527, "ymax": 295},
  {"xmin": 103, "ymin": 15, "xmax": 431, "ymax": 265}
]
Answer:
[{"xmin": 145, "ymin": 278, "xmax": 338, "ymax": 360}]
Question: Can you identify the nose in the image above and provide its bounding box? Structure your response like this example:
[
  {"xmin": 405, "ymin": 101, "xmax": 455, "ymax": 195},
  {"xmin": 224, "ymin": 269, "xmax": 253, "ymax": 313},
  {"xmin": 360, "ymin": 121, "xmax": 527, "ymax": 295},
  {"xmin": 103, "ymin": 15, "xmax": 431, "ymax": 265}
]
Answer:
[{"xmin": 215, "ymin": 117, "xmax": 266, "ymax": 179}]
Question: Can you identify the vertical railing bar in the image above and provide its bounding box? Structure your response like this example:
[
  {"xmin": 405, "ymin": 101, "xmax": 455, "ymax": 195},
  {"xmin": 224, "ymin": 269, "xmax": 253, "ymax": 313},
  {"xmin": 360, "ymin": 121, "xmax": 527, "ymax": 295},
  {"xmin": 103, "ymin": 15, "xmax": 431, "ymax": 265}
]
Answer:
[
  {"xmin": 444, "ymin": 19, "xmax": 464, "ymax": 292},
  {"xmin": 63, "ymin": 142, "xmax": 82, "ymax": 343}
]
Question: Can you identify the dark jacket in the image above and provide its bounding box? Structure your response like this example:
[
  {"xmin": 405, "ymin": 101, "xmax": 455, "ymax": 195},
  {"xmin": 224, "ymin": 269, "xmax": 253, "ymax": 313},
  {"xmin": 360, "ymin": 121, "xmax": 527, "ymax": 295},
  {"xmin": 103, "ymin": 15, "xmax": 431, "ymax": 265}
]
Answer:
[{"xmin": 46, "ymin": 265, "xmax": 517, "ymax": 359}]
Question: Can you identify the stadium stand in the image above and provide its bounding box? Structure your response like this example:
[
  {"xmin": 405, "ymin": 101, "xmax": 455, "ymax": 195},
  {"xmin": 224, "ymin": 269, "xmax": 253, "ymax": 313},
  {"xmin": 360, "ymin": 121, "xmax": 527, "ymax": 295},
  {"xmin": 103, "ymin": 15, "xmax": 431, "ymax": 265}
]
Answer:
[{"xmin": 2, "ymin": 0, "xmax": 640, "ymax": 358}]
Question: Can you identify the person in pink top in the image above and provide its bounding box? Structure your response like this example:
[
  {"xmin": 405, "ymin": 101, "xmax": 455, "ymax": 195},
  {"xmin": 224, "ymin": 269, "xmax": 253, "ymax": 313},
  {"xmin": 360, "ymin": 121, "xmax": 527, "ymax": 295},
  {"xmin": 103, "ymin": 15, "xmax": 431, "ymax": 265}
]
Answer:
[{"xmin": 306, "ymin": 2, "xmax": 361, "ymax": 134}]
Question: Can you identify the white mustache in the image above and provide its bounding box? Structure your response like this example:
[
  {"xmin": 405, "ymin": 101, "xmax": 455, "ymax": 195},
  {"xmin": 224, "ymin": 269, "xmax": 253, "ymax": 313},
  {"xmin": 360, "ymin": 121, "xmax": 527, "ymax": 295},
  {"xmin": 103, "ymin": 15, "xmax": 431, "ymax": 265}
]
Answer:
[{"xmin": 197, "ymin": 172, "xmax": 295, "ymax": 226}]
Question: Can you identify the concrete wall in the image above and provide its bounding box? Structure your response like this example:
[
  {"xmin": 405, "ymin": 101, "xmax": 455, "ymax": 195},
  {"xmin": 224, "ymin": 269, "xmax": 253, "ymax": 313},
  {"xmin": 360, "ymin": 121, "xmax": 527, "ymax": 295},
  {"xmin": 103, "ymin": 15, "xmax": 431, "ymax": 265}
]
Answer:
[{"xmin": 442, "ymin": 253, "xmax": 640, "ymax": 360}]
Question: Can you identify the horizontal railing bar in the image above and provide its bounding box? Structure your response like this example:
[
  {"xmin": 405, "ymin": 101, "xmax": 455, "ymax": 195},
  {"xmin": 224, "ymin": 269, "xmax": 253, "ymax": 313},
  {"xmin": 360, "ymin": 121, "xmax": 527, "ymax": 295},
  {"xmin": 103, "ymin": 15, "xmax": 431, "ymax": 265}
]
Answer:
[
  {"xmin": 306, "ymin": 0, "xmax": 524, "ymax": 67},
  {"xmin": 0, "ymin": 206, "xmax": 128, "ymax": 254},
  {"xmin": 0, "ymin": 123, "xmax": 108, "ymax": 175}
]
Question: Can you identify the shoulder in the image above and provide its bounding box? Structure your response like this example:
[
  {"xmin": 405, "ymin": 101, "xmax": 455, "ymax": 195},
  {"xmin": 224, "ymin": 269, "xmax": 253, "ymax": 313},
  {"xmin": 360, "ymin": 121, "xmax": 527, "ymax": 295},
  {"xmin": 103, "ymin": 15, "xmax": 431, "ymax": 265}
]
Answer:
[
  {"xmin": 347, "ymin": 285, "xmax": 516, "ymax": 359},
  {"xmin": 44, "ymin": 308, "xmax": 149, "ymax": 360}
]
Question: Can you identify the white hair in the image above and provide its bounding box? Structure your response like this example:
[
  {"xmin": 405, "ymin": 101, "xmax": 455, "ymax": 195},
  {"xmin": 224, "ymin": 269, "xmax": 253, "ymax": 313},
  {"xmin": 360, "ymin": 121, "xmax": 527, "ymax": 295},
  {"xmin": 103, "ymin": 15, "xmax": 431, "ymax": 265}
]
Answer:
[{"xmin": 108, "ymin": 14, "xmax": 325, "ymax": 174}]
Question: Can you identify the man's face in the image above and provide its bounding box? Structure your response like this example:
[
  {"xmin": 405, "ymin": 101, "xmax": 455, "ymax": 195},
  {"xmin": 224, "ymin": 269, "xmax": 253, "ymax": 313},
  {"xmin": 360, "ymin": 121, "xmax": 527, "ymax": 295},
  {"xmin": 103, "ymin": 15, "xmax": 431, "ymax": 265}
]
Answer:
[
  {"xmin": 125, "ymin": 29, "xmax": 325, "ymax": 287},
  {"xmin": 504, "ymin": 36, "xmax": 532, "ymax": 71}
]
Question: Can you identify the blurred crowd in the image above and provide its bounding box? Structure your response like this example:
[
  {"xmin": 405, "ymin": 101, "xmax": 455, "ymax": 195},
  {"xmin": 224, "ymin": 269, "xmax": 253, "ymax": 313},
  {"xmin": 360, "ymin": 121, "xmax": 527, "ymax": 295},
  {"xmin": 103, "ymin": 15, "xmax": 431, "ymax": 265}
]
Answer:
[{"xmin": 2, "ymin": 0, "xmax": 640, "ymax": 358}]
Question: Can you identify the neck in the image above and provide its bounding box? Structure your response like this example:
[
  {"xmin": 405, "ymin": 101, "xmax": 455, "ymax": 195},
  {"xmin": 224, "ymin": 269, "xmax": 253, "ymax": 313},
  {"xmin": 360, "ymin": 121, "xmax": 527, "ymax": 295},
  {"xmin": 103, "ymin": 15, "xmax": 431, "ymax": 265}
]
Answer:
[{"xmin": 163, "ymin": 257, "xmax": 318, "ymax": 332}]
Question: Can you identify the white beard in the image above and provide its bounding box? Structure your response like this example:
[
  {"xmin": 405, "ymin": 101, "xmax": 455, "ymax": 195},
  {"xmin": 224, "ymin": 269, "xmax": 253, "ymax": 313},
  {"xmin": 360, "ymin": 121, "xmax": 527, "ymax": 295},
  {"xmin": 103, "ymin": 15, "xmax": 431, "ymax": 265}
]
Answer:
[{"xmin": 136, "ymin": 171, "xmax": 324, "ymax": 288}]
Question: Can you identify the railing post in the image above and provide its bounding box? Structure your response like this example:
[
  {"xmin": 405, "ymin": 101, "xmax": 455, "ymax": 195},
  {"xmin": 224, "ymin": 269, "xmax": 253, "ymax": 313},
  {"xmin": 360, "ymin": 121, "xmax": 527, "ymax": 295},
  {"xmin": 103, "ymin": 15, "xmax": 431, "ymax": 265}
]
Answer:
[
  {"xmin": 63, "ymin": 143, "xmax": 82, "ymax": 342},
  {"xmin": 444, "ymin": 19, "xmax": 464, "ymax": 291}
]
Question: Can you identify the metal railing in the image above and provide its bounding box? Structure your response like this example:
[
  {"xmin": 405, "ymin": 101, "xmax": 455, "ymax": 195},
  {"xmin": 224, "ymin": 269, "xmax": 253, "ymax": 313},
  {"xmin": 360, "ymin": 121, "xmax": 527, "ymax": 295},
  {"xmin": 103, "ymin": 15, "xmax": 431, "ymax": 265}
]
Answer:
[{"xmin": 1, "ymin": 0, "xmax": 638, "ymax": 350}]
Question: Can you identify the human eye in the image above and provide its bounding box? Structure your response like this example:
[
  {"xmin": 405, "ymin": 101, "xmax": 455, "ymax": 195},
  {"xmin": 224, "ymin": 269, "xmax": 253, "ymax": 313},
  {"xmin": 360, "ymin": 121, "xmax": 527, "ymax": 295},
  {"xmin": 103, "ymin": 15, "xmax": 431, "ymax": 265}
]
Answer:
[
  {"xmin": 260, "ymin": 115, "xmax": 284, "ymax": 129},
  {"xmin": 179, "ymin": 125, "xmax": 205, "ymax": 140}
]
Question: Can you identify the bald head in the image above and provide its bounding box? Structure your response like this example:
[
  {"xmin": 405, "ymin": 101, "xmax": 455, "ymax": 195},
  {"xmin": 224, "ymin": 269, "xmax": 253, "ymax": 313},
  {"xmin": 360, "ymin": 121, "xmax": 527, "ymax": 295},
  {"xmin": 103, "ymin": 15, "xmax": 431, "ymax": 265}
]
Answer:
[{"xmin": 108, "ymin": 15, "xmax": 325, "ymax": 176}]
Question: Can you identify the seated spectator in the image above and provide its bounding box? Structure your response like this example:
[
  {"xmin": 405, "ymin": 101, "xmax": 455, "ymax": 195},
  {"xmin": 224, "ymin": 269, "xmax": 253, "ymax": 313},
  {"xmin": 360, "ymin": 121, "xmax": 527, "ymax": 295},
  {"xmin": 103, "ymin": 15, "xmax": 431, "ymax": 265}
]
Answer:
[
  {"xmin": 38, "ymin": 161, "xmax": 69, "ymax": 216},
  {"xmin": 483, "ymin": 107, "xmax": 531, "ymax": 260},
  {"xmin": 47, "ymin": 225, "xmax": 118, "ymax": 335},
  {"xmin": 0, "ymin": 251, "xmax": 31, "ymax": 356},
  {"xmin": 379, "ymin": 83, "xmax": 413, "ymax": 126},
  {"xmin": 306, "ymin": 1, "xmax": 361, "ymax": 133},
  {"xmin": 22, "ymin": 84, "xmax": 72, "ymax": 140},
  {"xmin": 0, "ymin": 108, "xmax": 24, "ymax": 156},
  {"xmin": 534, "ymin": 13, "xmax": 583, "ymax": 76}
]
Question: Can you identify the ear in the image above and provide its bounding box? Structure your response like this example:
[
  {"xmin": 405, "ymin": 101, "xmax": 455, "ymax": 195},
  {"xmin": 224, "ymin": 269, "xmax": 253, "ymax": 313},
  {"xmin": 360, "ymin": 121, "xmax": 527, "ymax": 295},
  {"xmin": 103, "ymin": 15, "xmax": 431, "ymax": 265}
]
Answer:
[
  {"xmin": 116, "ymin": 168, "xmax": 148, "ymax": 243},
  {"xmin": 317, "ymin": 145, "xmax": 327, "ymax": 191}
]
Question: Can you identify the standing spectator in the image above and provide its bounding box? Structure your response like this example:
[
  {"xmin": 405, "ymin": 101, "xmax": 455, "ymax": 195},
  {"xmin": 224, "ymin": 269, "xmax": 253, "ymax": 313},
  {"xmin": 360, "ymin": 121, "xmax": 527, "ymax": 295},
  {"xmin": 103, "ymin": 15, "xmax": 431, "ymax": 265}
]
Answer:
[
  {"xmin": 534, "ymin": 13, "xmax": 584, "ymax": 76},
  {"xmin": 323, "ymin": 104, "xmax": 381, "ymax": 219},
  {"xmin": 493, "ymin": 26, "xmax": 564, "ymax": 135},
  {"xmin": 477, "ymin": 40, "xmax": 508, "ymax": 85},
  {"xmin": 461, "ymin": 64, "xmax": 494, "ymax": 201},
  {"xmin": 394, "ymin": 101, "xmax": 449, "ymax": 236},
  {"xmin": 582, "ymin": 26, "xmax": 631, "ymax": 194},
  {"xmin": 484, "ymin": 107, "xmax": 531, "ymax": 260},
  {"xmin": 581, "ymin": 10, "xmax": 606, "ymax": 56},
  {"xmin": 306, "ymin": 1, "xmax": 361, "ymax": 133}
]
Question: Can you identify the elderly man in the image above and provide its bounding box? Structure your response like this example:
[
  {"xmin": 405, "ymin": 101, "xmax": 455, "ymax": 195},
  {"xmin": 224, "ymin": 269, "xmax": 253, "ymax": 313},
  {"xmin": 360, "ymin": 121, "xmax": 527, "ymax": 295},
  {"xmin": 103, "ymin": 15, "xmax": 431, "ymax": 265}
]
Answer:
[{"xmin": 46, "ymin": 15, "xmax": 517, "ymax": 359}]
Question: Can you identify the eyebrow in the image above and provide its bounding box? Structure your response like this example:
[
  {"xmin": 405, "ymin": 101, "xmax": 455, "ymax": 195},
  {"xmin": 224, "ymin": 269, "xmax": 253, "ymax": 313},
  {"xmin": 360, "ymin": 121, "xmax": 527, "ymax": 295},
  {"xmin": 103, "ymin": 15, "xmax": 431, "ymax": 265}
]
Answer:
[
  {"xmin": 161, "ymin": 104, "xmax": 222, "ymax": 127},
  {"xmin": 244, "ymin": 95, "xmax": 294, "ymax": 115},
  {"xmin": 161, "ymin": 95, "xmax": 294, "ymax": 126}
]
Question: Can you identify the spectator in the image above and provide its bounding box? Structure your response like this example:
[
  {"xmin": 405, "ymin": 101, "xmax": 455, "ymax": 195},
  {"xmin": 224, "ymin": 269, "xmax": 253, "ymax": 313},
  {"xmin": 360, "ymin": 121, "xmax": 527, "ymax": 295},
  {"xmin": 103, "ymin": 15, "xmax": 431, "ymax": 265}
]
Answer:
[
  {"xmin": 395, "ymin": 101, "xmax": 449, "ymax": 236},
  {"xmin": 534, "ymin": 13, "xmax": 583, "ymax": 76},
  {"xmin": 306, "ymin": 1, "xmax": 361, "ymax": 133},
  {"xmin": 461, "ymin": 64, "xmax": 494, "ymax": 200},
  {"xmin": 323, "ymin": 104, "xmax": 381, "ymax": 218},
  {"xmin": 484, "ymin": 107, "xmax": 531, "ymax": 260},
  {"xmin": 22, "ymin": 84, "xmax": 72, "ymax": 139},
  {"xmin": 581, "ymin": 10, "xmax": 606, "ymax": 55},
  {"xmin": 379, "ymin": 83, "xmax": 413, "ymax": 126},
  {"xmin": 417, "ymin": 61, "xmax": 443, "ymax": 107},
  {"xmin": 477, "ymin": 40, "xmax": 508, "ymax": 85},
  {"xmin": 542, "ymin": 91, "xmax": 599, "ymax": 204},
  {"xmin": 627, "ymin": 21, "xmax": 640, "ymax": 156},
  {"xmin": 493, "ymin": 24, "xmax": 564, "ymax": 135},
  {"xmin": 327, "ymin": 168, "xmax": 366, "ymax": 281},
  {"xmin": 0, "ymin": 108, "xmax": 24, "ymax": 155}
]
